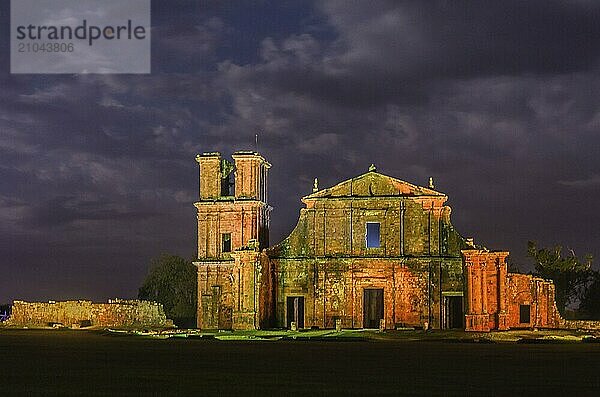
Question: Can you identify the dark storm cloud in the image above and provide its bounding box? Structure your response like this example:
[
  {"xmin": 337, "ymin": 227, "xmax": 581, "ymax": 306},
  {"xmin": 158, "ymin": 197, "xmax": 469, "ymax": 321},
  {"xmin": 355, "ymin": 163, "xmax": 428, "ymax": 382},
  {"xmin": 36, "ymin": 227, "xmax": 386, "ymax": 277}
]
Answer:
[
  {"xmin": 26, "ymin": 196, "xmax": 161, "ymax": 227},
  {"xmin": 11, "ymin": 78, "xmax": 167, "ymax": 154},
  {"xmin": 152, "ymin": 16, "xmax": 230, "ymax": 72},
  {"xmin": 1, "ymin": 0, "xmax": 600, "ymax": 303},
  {"xmin": 319, "ymin": 0, "xmax": 600, "ymax": 76},
  {"xmin": 212, "ymin": 0, "xmax": 600, "ymax": 111}
]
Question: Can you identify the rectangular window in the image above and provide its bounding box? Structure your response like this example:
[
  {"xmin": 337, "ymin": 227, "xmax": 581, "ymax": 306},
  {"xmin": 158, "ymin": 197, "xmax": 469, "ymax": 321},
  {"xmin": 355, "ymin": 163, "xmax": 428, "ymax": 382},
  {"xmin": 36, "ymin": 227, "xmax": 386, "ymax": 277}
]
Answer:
[
  {"xmin": 222, "ymin": 233, "xmax": 232, "ymax": 253},
  {"xmin": 519, "ymin": 304, "xmax": 530, "ymax": 324},
  {"xmin": 366, "ymin": 222, "xmax": 380, "ymax": 248}
]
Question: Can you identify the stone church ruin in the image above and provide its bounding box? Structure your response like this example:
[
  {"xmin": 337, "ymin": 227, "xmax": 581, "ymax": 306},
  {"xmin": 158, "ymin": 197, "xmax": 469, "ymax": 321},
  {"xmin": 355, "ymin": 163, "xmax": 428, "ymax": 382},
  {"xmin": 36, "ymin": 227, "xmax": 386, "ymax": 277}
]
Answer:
[{"xmin": 194, "ymin": 151, "xmax": 569, "ymax": 332}]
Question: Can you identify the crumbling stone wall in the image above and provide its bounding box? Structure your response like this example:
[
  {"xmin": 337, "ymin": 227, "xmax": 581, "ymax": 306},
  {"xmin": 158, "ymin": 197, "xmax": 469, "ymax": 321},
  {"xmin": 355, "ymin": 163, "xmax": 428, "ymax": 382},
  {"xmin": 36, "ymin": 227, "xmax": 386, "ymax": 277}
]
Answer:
[
  {"xmin": 561, "ymin": 319, "xmax": 600, "ymax": 331},
  {"xmin": 463, "ymin": 250, "xmax": 564, "ymax": 331},
  {"xmin": 7, "ymin": 299, "xmax": 168, "ymax": 328},
  {"xmin": 506, "ymin": 273, "xmax": 561, "ymax": 329}
]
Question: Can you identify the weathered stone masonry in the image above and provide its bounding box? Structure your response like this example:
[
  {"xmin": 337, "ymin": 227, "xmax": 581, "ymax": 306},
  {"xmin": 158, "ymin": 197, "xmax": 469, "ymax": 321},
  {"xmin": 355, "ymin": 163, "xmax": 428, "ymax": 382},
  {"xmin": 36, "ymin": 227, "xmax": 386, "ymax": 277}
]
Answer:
[
  {"xmin": 6, "ymin": 299, "xmax": 168, "ymax": 328},
  {"xmin": 267, "ymin": 173, "xmax": 465, "ymax": 330},
  {"xmin": 462, "ymin": 250, "xmax": 562, "ymax": 331},
  {"xmin": 194, "ymin": 151, "xmax": 570, "ymax": 332},
  {"xmin": 194, "ymin": 151, "xmax": 273, "ymax": 330}
]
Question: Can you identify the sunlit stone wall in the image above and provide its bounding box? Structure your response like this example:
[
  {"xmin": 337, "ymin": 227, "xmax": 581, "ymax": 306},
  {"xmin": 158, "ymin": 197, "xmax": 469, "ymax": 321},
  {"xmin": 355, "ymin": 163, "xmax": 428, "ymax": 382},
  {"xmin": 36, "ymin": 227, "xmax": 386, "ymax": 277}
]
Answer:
[{"xmin": 6, "ymin": 299, "xmax": 169, "ymax": 328}]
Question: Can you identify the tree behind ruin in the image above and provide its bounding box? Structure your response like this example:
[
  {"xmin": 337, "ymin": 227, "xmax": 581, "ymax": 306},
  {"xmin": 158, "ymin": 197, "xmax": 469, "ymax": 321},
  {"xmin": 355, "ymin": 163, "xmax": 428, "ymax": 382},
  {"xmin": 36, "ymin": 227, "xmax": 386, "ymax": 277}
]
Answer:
[
  {"xmin": 527, "ymin": 241, "xmax": 593, "ymax": 316},
  {"xmin": 139, "ymin": 254, "xmax": 197, "ymax": 328}
]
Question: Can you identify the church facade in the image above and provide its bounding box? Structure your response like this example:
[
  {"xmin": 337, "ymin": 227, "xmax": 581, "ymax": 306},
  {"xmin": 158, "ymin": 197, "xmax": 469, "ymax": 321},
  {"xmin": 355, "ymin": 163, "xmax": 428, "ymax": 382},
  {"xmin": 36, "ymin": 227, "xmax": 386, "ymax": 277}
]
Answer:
[{"xmin": 194, "ymin": 151, "xmax": 563, "ymax": 332}]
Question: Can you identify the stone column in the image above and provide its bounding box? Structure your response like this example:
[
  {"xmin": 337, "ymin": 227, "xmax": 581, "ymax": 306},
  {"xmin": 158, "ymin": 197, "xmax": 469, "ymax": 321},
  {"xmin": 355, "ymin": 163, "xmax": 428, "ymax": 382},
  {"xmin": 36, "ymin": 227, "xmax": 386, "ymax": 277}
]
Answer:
[
  {"xmin": 466, "ymin": 263, "xmax": 474, "ymax": 314},
  {"xmin": 481, "ymin": 263, "xmax": 487, "ymax": 314},
  {"xmin": 472, "ymin": 258, "xmax": 481, "ymax": 316},
  {"xmin": 462, "ymin": 250, "xmax": 492, "ymax": 332},
  {"xmin": 496, "ymin": 256, "xmax": 509, "ymax": 330}
]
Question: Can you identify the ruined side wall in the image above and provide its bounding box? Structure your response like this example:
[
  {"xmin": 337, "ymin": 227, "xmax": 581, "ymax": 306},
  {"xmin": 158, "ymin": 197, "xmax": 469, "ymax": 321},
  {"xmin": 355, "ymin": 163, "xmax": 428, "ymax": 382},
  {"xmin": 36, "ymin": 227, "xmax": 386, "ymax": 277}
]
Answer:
[
  {"xmin": 506, "ymin": 273, "xmax": 562, "ymax": 329},
  {"xmin": 463, "ymin": 250, "xmax": 565, "ymax": 331},
  {"xmin": 505, "ymin": 274, "xmax": 600, "ymax": 331},
  {"xmin": 7, "ymin": 299, "xmax": 168, "ymax": 328}
]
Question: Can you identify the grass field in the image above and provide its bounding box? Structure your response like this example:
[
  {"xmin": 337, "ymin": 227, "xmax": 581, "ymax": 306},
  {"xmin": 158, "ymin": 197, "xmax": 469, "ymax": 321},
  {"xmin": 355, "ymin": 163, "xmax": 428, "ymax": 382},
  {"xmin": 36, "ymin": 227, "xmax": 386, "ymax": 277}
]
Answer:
[{"xmin": 1, "ymin": 329, "xmax": 600, "ymax": 396}]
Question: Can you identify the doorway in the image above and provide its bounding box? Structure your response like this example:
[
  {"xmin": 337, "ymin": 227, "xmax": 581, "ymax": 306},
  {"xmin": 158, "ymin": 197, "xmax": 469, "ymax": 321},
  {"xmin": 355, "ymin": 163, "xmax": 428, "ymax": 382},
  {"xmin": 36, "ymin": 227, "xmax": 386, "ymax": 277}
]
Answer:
[
  {"xmin": 363, "ymin": 289, "xmax": 384, "ymax": 328},
  {"xmin": 286, "ymin": 296, "xmax": 304, "ymax": 329},
  {"xmin": 444, "ymin": 295, "xmax": 464, "ymax": 329},
  {"xmin": 519, "ymin": 304, "xmax": 531, "ymax": 324}
]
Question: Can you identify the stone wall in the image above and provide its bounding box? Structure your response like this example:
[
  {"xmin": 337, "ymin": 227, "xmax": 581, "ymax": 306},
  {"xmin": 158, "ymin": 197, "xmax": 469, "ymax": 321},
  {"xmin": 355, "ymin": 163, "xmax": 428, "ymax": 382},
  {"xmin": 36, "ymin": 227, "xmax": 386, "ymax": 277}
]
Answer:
[
  {"xmin": 270, "ymin": 194, "xmax": 465, "ymax": 259},
  {"xmin": 261, "ymin": 170, "xmax": 468, "ymax": 331},
  {"xmin": 196, "ymin": 248, "xmax": 274, "ymax": 330},
  {"xmin": 6, "ymin": 299, "xmax": 169, "ymax": 328},
  {"xmin": 463, "ymin": 250, "xmax": 564, "ymax": 331},
  {"xmin": 506, "ymin": 273, "xmax": 562, "ymax": 329},
  {"xmin": 196, "ymin": 260, "xmax": 236, "ymax": 330},
  {"xmin": 270, "ymin": 256, "xmax": 464, "ymax": 330},
  {"xmin": 195, "ymin": 200, "xmax": 270, "ymax": 259},
  {"xmin": 561, "ymin": 319, "xmax": 600, "ymax": 331}
]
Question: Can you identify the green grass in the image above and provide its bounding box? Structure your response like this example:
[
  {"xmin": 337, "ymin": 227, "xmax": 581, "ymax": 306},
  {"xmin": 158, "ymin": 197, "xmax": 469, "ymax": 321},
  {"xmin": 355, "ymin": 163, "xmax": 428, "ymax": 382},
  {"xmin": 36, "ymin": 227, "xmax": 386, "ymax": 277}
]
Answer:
[{"xmin": 100, "ymin": 327, "xmax": 599, "ymax": 343}]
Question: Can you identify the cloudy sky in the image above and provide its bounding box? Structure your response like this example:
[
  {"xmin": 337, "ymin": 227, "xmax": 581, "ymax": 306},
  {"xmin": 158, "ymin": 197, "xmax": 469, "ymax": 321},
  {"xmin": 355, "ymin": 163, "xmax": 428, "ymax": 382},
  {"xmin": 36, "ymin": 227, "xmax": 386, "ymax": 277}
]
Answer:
[{"xmin": 2, "ymin": 0, "xmax": 600, "ymax": 303}]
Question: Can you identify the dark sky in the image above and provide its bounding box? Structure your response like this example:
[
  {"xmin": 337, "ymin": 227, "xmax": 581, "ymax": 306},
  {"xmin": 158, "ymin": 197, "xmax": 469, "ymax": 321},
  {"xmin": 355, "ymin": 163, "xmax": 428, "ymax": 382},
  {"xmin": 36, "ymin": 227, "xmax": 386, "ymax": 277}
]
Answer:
[{"xmin": 2, "ymin": 0, "xmax": 600, "ymax": 303}]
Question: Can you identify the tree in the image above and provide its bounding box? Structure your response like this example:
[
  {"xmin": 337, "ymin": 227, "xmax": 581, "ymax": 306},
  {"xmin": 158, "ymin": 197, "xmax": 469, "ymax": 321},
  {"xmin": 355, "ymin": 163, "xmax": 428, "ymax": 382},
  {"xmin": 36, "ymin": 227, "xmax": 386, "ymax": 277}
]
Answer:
[
  {"xmin": 579, "ymin": 271, "xmax": 600, "ymax": 319},
  {"xmin": 139, "ymin": 254, "xmax": 197, "ymax": 328},
  {"xmin": 527, "ymin": 241, "xmax": 593, "ymax": 315}
]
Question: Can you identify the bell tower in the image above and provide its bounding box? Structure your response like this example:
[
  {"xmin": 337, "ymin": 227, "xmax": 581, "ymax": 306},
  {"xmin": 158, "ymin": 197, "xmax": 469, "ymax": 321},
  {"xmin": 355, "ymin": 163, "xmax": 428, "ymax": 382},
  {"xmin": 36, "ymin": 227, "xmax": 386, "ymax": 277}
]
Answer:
[
  {"xmin": 195, "ymin": 151, "xmax": 270, "ymax": 259},
  {"xmin": 194, "ymin": 151, "xmax": 272, "ymax": 329}
]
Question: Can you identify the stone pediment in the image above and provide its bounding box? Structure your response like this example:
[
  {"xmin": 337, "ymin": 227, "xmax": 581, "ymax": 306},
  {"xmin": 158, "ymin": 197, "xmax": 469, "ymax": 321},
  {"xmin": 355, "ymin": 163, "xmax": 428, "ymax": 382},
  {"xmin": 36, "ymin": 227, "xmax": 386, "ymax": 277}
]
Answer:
[{"xmin": 303, "ymin": 170, "xmax": 444, "ymax": 200}]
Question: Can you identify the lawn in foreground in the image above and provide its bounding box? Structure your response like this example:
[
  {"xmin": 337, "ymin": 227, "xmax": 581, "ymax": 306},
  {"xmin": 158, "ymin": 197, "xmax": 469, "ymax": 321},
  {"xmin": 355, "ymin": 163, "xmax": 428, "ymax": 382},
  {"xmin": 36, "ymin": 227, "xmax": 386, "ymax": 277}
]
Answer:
[{"xmin": 1, "ymin": 329, "xmax": 599, "ymax": 396}]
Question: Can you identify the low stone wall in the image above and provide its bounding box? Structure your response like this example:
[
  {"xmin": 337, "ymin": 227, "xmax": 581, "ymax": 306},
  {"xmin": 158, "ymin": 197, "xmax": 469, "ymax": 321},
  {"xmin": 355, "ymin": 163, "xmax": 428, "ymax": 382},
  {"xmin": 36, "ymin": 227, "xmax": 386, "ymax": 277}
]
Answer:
[
  {"xmin": 561, "ymin": 319, "xmax": 600, "ymax": 331},
  {"xmin": 6, "ymin": 299, "xmax": 170, "ymax": 328}
]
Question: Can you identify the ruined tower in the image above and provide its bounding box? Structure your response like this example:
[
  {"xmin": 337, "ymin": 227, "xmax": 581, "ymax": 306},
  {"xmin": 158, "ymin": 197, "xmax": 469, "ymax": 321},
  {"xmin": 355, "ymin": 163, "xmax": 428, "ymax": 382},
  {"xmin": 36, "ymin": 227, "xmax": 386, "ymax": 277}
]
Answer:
[
  {"xmin": 194, "ymin": 151, "xmax": 273, "ymax": 329},
  {"xmin": 195, "ymin": 151, "xmax": 270, "ymax": 257}
]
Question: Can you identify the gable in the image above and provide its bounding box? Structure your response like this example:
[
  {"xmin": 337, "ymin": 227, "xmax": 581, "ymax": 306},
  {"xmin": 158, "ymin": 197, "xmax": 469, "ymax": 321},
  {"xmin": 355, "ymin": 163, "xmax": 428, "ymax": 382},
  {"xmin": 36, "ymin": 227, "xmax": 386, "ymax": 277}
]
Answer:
[{"xmin": 303, "ymin": 171, "xmax": 444, "ymax": 200}]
